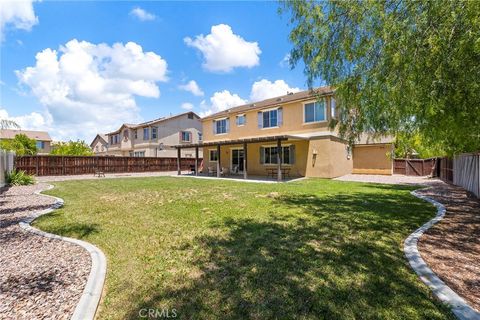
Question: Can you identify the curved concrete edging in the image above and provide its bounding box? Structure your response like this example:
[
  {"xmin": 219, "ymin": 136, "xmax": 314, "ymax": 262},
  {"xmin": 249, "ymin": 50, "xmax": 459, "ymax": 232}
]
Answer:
[
  {"xmin": 406, "ymin": 189, "xmax": 480, "ymax": 320},
  {"xmin": 19, "ymin": 184, "xmax": 107, "ymax": 320}
]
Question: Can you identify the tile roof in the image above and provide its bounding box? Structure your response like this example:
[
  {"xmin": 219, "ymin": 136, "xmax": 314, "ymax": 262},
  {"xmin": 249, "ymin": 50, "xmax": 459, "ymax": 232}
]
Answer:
[{"xmin": 0, "ymin": 129, "xmax": 51, "ymax": 141}]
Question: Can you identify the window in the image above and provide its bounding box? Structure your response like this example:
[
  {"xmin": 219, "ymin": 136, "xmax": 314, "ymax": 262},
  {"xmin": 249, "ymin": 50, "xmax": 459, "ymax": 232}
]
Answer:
[
  {"xmin": 236, "ymin": 114, "xmax": 246, "ymax": 126},
  {"xmin": 209, "ymin": 149, "xmax": 218, "ymax": 162},
  {"xmin": 134, "ymin": 129, "xmax": 138, "ymax": 139},
  {"xmin": 304, "ymin": 100, "xmax": 326, "ymax": 123},
  {"xmin": 331, "ymin": 98, "xmax": 336, "ymax": 118},
  {"xmin": 134, "ymin": 151, "xmax": 145, "ymax": 157},
  {"xmin": 214, "ymin": 118, "xmax": 228, "ymax": 134},
  {"xmin": 260, "ymin": 146, "xmax": 294, "ymax": 165},
  {"xmin": 198, "ymin": 132, "xmax": 203, "ymax": 141},
  {"xmin": 95, "ymin": 146, "xmax": 99, "ymax": 152},
  {"xmin": 111, "ymin": 134, "xmax": 119, "ymax": 144},
  {"xmin": 258, "ymin": 108, "xmax": 282, "ymax": 129},
  {"xmin": 181, "ymin": 131, "xmax": 192, "ymax": 142},
  {"xmin": 152, "ymin": 127, "xmax": 157, "ymax": 139},
  {"xmin": 188, "ymin": 112, "xmax": 194, "ymax": 119},
  {"xmin": 36, "ymin": 141, "xmax": 45, "ymax": 149},
  {"xmin": 143, "ymin": 128, "xmax": 149, "ymax": 140}
]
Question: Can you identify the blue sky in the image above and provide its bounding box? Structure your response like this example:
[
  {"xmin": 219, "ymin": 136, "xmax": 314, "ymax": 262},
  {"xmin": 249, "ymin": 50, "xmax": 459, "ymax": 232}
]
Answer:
[{"xmin": 0, "ymin": 1, "xmax": 312, "ymax": 142}]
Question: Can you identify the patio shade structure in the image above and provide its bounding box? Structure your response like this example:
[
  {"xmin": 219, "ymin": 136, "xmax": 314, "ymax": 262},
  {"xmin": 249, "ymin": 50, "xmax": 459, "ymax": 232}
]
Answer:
[{"xmin": 173, "ymin": 135, "xmax": 291, "ymax": 182}]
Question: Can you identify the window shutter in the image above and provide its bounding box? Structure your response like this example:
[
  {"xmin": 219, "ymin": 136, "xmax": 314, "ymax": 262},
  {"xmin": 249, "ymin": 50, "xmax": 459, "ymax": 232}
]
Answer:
[
  {"xmin": 289, "ymin": 145, "xmax": 295, "ymax": 164},
  {"xmin": 257, "ymin": 112, "xmax": 263, "ymax": 129},
  {"xmin": 278, "ymin": 107, "xmax": 283, "ymax": 126},
  {"xmin": 226, "ymin": 118, "xmax": 230, "ymax": 133},
  {"xmin": 213, "ymin": 121, "xmax": 216, "ymax": 135},
  {"xmin": 260, "ymin": 147, "xmax": 265, "ymax": 164}
]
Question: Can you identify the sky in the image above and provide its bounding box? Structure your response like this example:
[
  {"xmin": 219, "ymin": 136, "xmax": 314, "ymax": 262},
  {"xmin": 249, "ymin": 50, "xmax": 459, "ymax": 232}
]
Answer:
[{"xmin": 0, "ymin": 1, "xmax": 313, "ymax": 142}]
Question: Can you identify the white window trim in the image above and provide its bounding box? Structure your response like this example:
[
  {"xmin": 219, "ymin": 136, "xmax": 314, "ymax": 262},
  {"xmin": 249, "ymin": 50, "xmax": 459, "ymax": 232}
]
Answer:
[
  {"xmin": 261, "ymin": 108, "xmax": 280, "ymax": 129},
  {"xmin": 214, "ymin": 118, "xmax": 228, "ymax": 135},
  {"xmin": 302, "ymin": 99, "xmax": 328, "ymax": 125},
  {"xmin": 208, "ymin": 149, "xmax": 219, "ymax": 162},
  {"xmin": 236, "ymin": 114, "xmax": 246, "ymax": 127},
  {"xmin": 261, "ymin": 145, "xmax": 293, "ymax": 166},
  {"xmin": 181, "ymin": 131, "xmax": 192, "ymax": 142}
]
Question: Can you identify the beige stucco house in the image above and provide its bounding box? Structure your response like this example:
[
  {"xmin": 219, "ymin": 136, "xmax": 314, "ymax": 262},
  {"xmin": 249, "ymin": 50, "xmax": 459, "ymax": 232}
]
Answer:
[
  {"xmin": 175, "ymin": 87, "xmax": 393, "ymax": 179},
  {"xmin": 94, "ymin": 111, "xmax": 202, "ymax": 158},
  {"xmin": 0, "ymin": 129, "xmax": 52, "ymax": 154},
  {"xmin": 90, "ymin": 134, "xmax": 109, "ymax": 156}
]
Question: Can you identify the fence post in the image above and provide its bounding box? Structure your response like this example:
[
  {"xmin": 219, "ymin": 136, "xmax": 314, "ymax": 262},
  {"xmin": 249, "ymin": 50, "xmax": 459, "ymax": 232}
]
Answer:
[
  {"xmin": 62, "ymin": 156, "xmax": 65, "ymax": 175},
  {"xmin": 36, "ymin": 156, "xmax": 39, "ymax": 176}
]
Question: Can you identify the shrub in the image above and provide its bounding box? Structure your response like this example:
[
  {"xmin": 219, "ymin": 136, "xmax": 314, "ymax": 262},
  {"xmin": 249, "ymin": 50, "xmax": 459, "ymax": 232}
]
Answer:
[{"xmin": 6, "ymin": 170, "xmax": 35, "ymax": 186}]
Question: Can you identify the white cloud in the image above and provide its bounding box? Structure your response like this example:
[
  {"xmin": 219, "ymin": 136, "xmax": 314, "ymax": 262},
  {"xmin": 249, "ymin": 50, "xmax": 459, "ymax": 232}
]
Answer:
[
  {"xmin": 184, "ymin": 24, "xmax": 261, "ymax": 72},
  {"xmin": 199, "ymin": 90, "xmax": 246, "ymax": 117},
  {"xmin": 180, "ymin": 102, "xmax": 194, "ymax": 110},
  {"xmin": 279, "ymin": 53, "xmax": 291, "ymax": 68},
  {"xmin": 0, "ymin": 0, "xmax": 38, "ymax": 40},
  {"xmin": 250, "ymin": 79, "xmax": 301, "ymax": 102},
  {"xmin": 129, "ymin": 7, "xmax": 156, "ymax": 21},
  {"xmin": 0, "ymin": 107, "xmax": 50, "ymax": 131},
  {"xmin": 15, "ymin": 39, "xmax": 169, "ymax": 141},
  {"xmin": 179, "ymin": 80, "xmax": 204, "ymax": 96}
]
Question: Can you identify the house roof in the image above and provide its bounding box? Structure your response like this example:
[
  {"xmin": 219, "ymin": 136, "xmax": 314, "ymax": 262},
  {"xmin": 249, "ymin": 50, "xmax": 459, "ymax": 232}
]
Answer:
[
  {"xmin": 202, "ymin": 86, "xmax": 334, "ymax": 121},
  {"xmin": 355, "ymin": 133, "xmax": 394, "ymax": 145},
  {"xmin": 0, "ymin": 129, "xmax": 52, "ymax": 141},
  {"xmin": 90, "ymin": 134, "xmax": 108, "ymax": 148},
  {"xmin": 107, "ymin": 111, "xmax": 200, "ymax": 135}
]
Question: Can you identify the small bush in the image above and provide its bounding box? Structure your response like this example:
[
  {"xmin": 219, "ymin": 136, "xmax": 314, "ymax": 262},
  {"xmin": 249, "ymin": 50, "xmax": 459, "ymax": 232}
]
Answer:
[{"xmin": 6, "ymin": 170, "xmax": 35, "ymax": 186}]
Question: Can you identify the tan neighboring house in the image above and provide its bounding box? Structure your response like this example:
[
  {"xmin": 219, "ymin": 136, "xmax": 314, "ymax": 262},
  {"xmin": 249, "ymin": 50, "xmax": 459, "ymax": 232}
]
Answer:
[
  {"xmin": 90, "ymin": 134, "xmax": 109, "ymax": 155},
  {"xmin": 0, "ymin": 129, "xmax": 52, "ymax": 154},
  {"xmin": 175, "ymin": 87, "xmax": 393, "ymax": 179},
  {"xmin": 94, "ymin": 111, "xmax": 203, "ymax": 158}
]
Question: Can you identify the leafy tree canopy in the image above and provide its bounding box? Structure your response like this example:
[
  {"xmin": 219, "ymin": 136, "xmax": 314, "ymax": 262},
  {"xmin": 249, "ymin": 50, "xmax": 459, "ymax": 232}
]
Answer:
[
  {"xmin": 51, "ymin": 140, "xmax": 93, "ymax": 156},
  {"xmin": 0, "ymin": 134, "xmax": 37, "ymax": 155},
  {"xmin": 282, "ymin": 0, "xmax": 480, "ymax": 155}
]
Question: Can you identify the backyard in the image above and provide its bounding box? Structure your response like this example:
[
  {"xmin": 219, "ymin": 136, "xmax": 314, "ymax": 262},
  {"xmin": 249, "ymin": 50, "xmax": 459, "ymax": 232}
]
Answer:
[{"xmin": 34, "ymin": 177, "xmax": 453, "ymax": 319}]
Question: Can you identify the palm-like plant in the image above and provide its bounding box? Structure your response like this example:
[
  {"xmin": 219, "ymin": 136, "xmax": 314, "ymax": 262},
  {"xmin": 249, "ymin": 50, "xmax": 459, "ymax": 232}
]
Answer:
[{"xmin": 0, "ymin": 119, "xmax": 20, "ymax": 130}]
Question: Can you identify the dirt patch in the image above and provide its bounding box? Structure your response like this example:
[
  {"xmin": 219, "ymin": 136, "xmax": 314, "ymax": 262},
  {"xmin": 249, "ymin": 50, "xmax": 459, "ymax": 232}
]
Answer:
[{"xmin": 417, "ymin": 184, "xmax": 480, "ymax": 312}]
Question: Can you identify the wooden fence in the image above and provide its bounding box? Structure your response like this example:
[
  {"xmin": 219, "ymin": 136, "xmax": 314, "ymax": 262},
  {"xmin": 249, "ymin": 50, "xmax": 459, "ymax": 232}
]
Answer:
[
  {"xmin": 437, "ymin": 157, "xmax": 454, "ymax": 183},
  {"xmin": 393, "ymin": 158, "xmax": 437, "ymax": 176},
  {"xmin": 15, "ymin": 155, "xmax": 202, "ymax": 176}
]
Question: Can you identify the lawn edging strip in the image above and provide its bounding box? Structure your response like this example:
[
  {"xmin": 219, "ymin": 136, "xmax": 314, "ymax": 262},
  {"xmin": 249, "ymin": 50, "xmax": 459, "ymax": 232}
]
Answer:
[
  {"xmin": 406, "ymin": 189, "xmax": 480, "ymax": 320},
  {"xmin": 18, "ymin": 184, "xmax": 107, "ymax": 320}
]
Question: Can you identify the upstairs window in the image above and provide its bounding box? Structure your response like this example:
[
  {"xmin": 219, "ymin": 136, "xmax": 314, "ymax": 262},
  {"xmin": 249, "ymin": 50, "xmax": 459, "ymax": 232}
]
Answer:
[
  {"xmin": 198, "ymin": 132, "xmax": 203, "ymax": 141},
  {"xmin": 214, "ymin": 118, "xmax": 229, "ymax": 134},
  {"xmin": 134, "ymin": 129, "xmax": 138, "ymax": 139},
  {"xmin": 236, "ymin": 114, "xmax": 246, "ymax": 126},
  {"xmin": 331, "ymin": 98, "xmax": 336, "ymax": 118},
  {"xmin": 143, "ymin": 128, "xmax": 149, "ymax": 140},
  {"xmin": 258, "ymin": 108, "xmax": 282, "ymax": 129},
  {"xmin": 36, "ymin": 141, "xmax": 45, "ymax": 149},
  {"xmin": 304, "ymin": 100, "xmax": 326, "ymax": 123},
  {"xmin": 181, "ymin": 131, "xmax": 192, "ymax": 142},
  {"xmin": 152, "ymin": 127, "xmax": 158, "ymax": 139}
]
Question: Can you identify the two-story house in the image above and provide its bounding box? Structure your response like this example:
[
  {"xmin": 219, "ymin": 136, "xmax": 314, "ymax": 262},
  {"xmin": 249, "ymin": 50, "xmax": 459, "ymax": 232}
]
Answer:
[
  {"xmin": 95, "ymin": 111, "xmax": 202, "ymax": 158},
  {"xmin": 175, "ymin": 87, "xmax": 393, "ymax": 179},
  {"xmin": 89, "ymin": 134, "xmax": 109, "ymax": 155},
  {"xmin": 0, "ymin": 129, "xmax": 52, "ymax": 154}
]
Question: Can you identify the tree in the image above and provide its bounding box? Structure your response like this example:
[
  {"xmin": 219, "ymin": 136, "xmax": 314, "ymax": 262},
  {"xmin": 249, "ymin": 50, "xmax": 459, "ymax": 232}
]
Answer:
[
  {"xmin": 281, "ymin": 0, "xmax": 480, "ymax": 155},
  {"xmin": 0, "ymin": 119, "xmax": 19, "ymax": 130},
  {"xmin": 50, "ymin": 140, "xmax": 93, "ymax": 156},
  {"xmin": 0, "ymin": 134, "xmax": 37, "ymax": 155}
]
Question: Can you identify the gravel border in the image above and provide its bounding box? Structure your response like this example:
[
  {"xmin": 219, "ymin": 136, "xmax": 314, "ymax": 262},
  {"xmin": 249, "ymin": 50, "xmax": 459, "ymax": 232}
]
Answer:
[
  {"xmin": 406, "ymin": 189, "xmax": 480, "ymax": 320},
  {"xmin": 19, "ymin": 185, "xmax": 107, "ymax": 320}
]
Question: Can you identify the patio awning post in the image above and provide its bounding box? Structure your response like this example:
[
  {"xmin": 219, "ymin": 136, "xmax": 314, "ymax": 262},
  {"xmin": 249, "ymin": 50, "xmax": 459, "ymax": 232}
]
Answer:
[
  {"xmin": 177, "ymin": 147, "xmax": 181, "ymax": 175},
  {"xmin": 277, "ymin": 139, "xmax": 282, "ymax": 182},
  {"xmin": 216, "ymin": 144, "xmax": 221, "ymax": 178},
  {"xmin": 195, "ymin": 146, "xmax": 199, "ymax": 176},
  {"xmin": 243, "ymin": 142, "xmax": 248, "ymax": 180}
]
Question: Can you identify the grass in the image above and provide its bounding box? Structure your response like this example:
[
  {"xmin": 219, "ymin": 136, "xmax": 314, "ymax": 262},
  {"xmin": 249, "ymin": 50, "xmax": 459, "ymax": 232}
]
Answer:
[{"xmin": 35, "ymin": 177, "xmax": 453, "ymax": 320}]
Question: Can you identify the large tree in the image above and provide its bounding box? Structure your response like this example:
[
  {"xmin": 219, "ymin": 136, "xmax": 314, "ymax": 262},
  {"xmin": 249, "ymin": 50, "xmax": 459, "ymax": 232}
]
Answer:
[
  {"xmin": 50, "ymin": 140, "xmax": 93, "ymax": 156},
  {"xmin": 282, "ymin": 0, "xmax": 480, "ymax": 155}
]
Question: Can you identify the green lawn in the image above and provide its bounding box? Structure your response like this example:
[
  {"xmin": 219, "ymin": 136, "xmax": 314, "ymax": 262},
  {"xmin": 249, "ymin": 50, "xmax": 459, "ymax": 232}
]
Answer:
[{"xmin": 35, "ymin": 177, "xmax": 453, "ymax": 320}]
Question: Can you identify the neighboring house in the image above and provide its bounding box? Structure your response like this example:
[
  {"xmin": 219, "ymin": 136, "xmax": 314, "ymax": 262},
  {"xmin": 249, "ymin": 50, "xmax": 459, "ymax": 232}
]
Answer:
[
  {"xmin": 175, "ymin": 87, "xmax": 393, "ymax": 178},
  {"xmin": 90, "ymin": 134, "xmax": 109, "ymax": 155},
  {"xmin": 0, "ymin": 129, "xmax": 52, "ymax": 154},
  {"xmin": 98, "ymin": 111, "xmax": 202, "ymax": 158}
]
